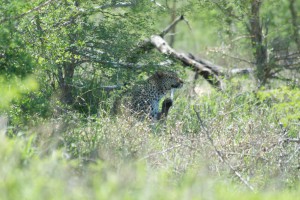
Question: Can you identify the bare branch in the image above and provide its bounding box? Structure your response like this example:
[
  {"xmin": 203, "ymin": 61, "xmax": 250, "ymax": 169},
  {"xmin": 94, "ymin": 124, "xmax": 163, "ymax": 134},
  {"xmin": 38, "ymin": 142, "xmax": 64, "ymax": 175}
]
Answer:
[
  {"xmin": 187, "ymin": 53, "xmax": 224, "ymax": 75},
  {"xmin": 95, "ymin": 2, "xmax": 136, "ymax": 9},
  {"xmin": 139, "ymin": 144, "xmax": 182, "ymax": 161},
  {"xmin": 99, "ymin": 85, "xmax": 123, "ymax": 92},
  {"xmin": 212, "ymin": 2, "xmax": 243, "ymax": 21},
  {"xmin": 194, "ymin": 107, "xmax": 255, "ymax": 192},
  {"xmin": 150, "ymin": 0, "xmax": 165, "ymax": 9},
  {"xmin": 159, "ymin": 15, "xmax": 185, "ymax": 37},
  {"xmin": 150, "ymin": 35, "xmax": 222, "ymax": 89},
  {"xmin": 127, "ymin": 15, "xmax": 187, "ymax": 63},
  {"xmin": 230, "ymin": 68, "xmax": 254, "ymax": 75},
  {"xmin": 221, "ymin": 53, "xmax": 255, "ymax": 65}
]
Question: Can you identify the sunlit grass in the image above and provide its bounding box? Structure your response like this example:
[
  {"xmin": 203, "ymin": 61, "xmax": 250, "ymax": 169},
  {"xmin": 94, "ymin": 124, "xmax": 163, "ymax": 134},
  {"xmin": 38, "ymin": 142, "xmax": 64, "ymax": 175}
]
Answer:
[
  {"xmin": 1, "ymin": 78, "xmax": 300, "ymax": 199},
  {"xmin": 0, "ymin": 135, "xmax": 300, "ymax": 199}
]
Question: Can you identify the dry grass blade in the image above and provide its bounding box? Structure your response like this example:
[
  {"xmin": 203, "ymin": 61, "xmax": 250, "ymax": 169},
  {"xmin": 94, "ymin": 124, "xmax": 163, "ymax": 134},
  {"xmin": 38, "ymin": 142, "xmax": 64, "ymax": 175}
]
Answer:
[{"xmin": 193, "ymin": 106, "xmax": 255, "ymax": 192}]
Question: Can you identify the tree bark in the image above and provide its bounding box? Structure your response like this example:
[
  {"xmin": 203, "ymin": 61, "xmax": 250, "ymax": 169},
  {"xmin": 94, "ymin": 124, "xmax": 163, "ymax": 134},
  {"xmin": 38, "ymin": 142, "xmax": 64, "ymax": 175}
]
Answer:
[
  {"xmin": 126, "ymin": 15, "xmax": 185, "ymax": 63},
  {"xmin": 169, "ymin": 1, "xmax": 177, "ymax": 47},
  {"xmin": 58, "ymin": 61, "xmax": 76, "ymax": 105},
  {"xmin": 150, "ymin": 35, "xmax": 222, "ymax": 89},
  {"xmin": 289, "ymin": 0, "xmax": 300, "ymax": 52},
  {"xmin": 248, "ymin": 0, "xmax": 269, "ymax": 85}
]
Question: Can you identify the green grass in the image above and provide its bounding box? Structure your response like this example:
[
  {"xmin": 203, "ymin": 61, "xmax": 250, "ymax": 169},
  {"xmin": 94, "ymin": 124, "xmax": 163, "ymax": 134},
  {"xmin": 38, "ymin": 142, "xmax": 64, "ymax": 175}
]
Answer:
[
  {"xmin": 1, "ymin": 135, "xmax": 300, "ymax": 200},
  {"xmin": 1, "ymin": 78, "xmax": 300, "ymax": 199}
]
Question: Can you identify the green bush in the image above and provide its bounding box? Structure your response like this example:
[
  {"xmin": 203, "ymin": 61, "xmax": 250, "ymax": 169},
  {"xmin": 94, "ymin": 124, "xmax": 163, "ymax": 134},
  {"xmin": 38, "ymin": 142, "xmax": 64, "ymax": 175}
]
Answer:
[
  {"xmin": 257, "ymin": 86, "xmax": 300, "ymax": 135},
  {"xmin": 0, "ymin": 76, "xmax": 38, "ymax": 110}
]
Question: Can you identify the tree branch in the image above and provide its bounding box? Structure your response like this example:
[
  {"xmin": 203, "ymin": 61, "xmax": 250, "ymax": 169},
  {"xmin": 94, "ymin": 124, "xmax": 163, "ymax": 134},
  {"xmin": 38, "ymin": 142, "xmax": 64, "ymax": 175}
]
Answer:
[
  {"xmin": 194, "ymin": 107, "xmax": 255, "ymax": 192},
  {"xmin": 127, "ymin": 29, "xmax": 224, "ymax": 88},
  {"xmin": 0, "ymin": 0, "xmax": 56, "ymax": 24},
  {"xmin": 95, "ymin": 2, "xmax": 136, "ymax": 9},
  {"xmin": 159, "ymin": 15, "xmax": 185, "ymax": 37},
  {"xmin": 126, "ymin": 15, "xmax": 186, "ymax": 63},
  {"xmin": 187, "ymin": 53, "xmax": 225, "ymax": 75},
  {"xmin": 150, "ymin": 0, "xmax": 165, "ymax": 9},
  {"xmin": 150, "ymin": 35, "xmax": 222, "ymax": 89}
]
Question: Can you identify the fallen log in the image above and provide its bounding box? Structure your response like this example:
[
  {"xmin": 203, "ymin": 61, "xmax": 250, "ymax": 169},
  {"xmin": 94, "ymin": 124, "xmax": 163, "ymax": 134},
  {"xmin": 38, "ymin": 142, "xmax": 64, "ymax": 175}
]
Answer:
[
  {"xmin": 188, "ymin": 53, "xmax": 254, "ymax": 76},
  {"xmin": 150, "ymin": 35, "xmax": 222, "ymax": 89},
  {"xmin": 125, "ymin": 15, "xmax": 223, "ymax": 89},
  {"xmin": 125, "ymin": 15, "xmax": 253, "ymax": 90},
  {"xmin": 187, "ymin": 53, "xmax": 225, "ymax": 75}
]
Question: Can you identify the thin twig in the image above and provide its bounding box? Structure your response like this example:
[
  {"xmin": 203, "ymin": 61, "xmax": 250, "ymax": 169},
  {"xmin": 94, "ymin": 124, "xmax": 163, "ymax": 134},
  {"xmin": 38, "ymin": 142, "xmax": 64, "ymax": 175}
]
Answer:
[
  {"xmin": 222, "ymin": 53, "xmax": 255, "ymax": 65},
  {"xmin": 159, "ymin": 15, "xmax": 185, "ymax": 38},
  {"xmin": 0, "ymin": 0, "xmax": 56, "ymax": 24},
  {"xmin": 285, "ymin": 146, "xmax": 300, "ymax": 164},
  {"xmin": 194, "ymin": 106, "xmax": 255, "ymax": 192},
  {"xmin": 139, "ymin": 144, "xmax": 182, "ymax": 161},
  {"xmin": 126, "ymin": 15, "xmax": 189, "ymax": 63},
  {"xmin": 182, "ymin": 17, "xmax": 192, "ymax": 31},
  {"xmin": 280, "ymin": 138, "xmax": 300, "ymax": 144}
]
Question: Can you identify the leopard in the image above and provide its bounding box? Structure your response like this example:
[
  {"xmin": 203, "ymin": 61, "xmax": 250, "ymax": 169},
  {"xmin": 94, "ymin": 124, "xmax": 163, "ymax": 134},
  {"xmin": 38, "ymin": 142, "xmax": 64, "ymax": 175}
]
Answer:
[{"xmin": 112, "ymin": 71, "xmax": 183, "ymax": 120}]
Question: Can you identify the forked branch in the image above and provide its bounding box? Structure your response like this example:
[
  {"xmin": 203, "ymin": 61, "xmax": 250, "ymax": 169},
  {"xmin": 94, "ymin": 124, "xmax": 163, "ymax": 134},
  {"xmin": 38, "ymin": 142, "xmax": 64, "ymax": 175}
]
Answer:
[{"xmin": 150, "ymin": 35, "xmax": 222, "ymax": 89}]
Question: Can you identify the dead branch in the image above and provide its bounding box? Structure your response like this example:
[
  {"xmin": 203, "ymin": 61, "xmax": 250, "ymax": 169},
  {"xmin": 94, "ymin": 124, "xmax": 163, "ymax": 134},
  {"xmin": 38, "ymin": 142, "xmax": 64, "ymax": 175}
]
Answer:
[
  {"xmin": 188, "ymin": 53, "xmax": 254, "ymax": 76},
  {"xmin": 222, "ymin": 53, "xmax": 254, "ymax": 65},
  {"xmin": 159, "ymin": 15, "xmax": 185, "ymax": 38},
  {"xmin": 139, "ymin": 144, "xmax": 182, "ymax": 161},
  {"xmin": 126, "ymin": 15, "xmax": 253, "ymax": 89},
  {"xmin": 150, "ymin": 0, "xmax": 165, "ymax": 9},
  {"xmin": 150, "ymin": 35, "xmax": 222, "ymax": 89},
  {"xmin": 187, "ymin": 53, "xmax": 225, "ymax": 75},
  {"xmin": 126, "ymin": 15, "xmax": 187, "ymax": 63},
  {"xmin": 99, "ymin": 85, "xmax": 123, "ymax": 92},
  {"xmin": 194, "ymin": 107, "xmax": 255, "ymax": 192},
  {"xmin": 96, "ymin": 2, "xmax": 136, "ymax": 9},
  {"xmin": 230, "ymin": 68, "xmax": 254, "ymax": 75}
]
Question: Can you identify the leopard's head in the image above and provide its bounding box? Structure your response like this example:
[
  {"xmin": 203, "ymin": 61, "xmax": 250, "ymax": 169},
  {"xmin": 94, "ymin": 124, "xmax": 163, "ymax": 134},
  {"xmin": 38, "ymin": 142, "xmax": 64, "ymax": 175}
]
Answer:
[{"xmin": 153, "ymin": 71, "xmax": 183, "ymax": 91}]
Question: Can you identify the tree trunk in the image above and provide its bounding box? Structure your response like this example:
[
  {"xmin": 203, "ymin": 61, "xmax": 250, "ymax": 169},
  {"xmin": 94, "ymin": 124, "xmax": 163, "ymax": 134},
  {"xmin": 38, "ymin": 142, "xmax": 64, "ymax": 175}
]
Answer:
[
  {"xmin": 169, "ymin": 0, "xmax": 177, "ymax": 47},
  {"xmin": 249, "ymin": 0, "xmax": 268, "ymax": 85},
  {"xmin": 58, "ymin": 62, "xmax": 76, "ymax": 105},
  {"xmin": 289, "ymin": 0, "xmax": 300, "ymax": 52}
]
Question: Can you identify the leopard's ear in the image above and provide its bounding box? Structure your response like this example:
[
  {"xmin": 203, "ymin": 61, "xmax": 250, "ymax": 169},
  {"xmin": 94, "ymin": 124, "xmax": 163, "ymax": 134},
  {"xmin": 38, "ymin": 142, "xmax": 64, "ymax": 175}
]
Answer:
[{"xmin": 155, "ymin": 71, "xmax": 164, "ymax": 78}]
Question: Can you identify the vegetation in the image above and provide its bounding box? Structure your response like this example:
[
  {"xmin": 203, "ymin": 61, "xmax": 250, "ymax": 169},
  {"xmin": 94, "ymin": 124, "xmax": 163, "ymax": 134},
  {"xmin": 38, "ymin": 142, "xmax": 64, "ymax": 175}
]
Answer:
[{"xmin": 1, "ymin": 0, "xmax": 299, "ymax": 199}]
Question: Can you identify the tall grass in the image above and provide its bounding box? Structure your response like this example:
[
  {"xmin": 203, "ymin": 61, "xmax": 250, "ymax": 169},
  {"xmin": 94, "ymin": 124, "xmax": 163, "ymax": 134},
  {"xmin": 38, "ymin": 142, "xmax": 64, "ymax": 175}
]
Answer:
[{"xmin": 1, "ymin": 78, "xmax": 300, "ymax": 199}]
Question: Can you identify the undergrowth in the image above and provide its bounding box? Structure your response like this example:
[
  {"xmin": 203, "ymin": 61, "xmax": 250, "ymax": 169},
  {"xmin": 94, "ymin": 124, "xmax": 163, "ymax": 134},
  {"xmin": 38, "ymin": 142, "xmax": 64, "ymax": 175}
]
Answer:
[{"xmin": 1, "ymin": 80, "xmax": 300, "ymax": 199}]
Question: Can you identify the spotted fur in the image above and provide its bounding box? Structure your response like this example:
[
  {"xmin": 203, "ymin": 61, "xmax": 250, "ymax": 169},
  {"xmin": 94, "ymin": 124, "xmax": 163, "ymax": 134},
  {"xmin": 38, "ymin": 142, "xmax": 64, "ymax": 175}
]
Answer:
[{"xmin": 129, "ymin": 71, "xmax": 183, "ymax": 119}]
